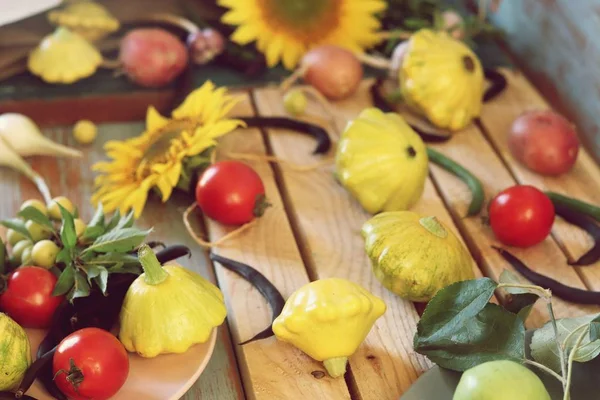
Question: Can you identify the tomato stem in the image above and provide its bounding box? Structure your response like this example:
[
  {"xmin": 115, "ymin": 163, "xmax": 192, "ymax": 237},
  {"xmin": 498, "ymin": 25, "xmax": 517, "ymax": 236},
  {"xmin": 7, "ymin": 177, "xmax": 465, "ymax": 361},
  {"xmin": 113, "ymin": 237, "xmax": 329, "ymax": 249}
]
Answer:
[
  {"xmin": 253, "ymin": 194, "xmax": 271, "ymax": 218},
  {"xmin": 53, "ymin": 358, "xmax": 84, "ymax": 394}
]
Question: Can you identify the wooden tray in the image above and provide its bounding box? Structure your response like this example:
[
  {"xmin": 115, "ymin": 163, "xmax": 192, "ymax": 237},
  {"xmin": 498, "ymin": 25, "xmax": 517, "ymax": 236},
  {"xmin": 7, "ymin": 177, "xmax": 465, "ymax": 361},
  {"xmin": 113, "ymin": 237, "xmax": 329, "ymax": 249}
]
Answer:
[{"xmin": 1, "ymin": 70, "xmax": 600, "ymax": 399}]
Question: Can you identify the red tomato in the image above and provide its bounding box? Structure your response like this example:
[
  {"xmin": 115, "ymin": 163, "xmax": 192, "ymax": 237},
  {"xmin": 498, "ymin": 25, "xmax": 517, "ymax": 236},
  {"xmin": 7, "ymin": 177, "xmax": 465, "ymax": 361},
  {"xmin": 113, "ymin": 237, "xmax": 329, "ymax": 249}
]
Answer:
[
  {"xmin": 488, "ymin": 185, "xmax": 555, "ymax": 248},
  {"xmin": 195, "ymin": 160, "xmax": 270, "ymax": 225},
  {"xmin": 0, "ymin": 266, "xmax": 64, "ymax": 328},
  {"xmin": 53, "ymin": 327, "xmax": 129, "ymax": 400}
]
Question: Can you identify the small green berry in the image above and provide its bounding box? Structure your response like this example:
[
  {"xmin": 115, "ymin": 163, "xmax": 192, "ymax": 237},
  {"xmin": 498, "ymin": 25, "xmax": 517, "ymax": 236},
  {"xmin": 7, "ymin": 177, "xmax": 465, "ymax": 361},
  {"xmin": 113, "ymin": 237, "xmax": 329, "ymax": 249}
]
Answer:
[{"xmin": 283, "ymin": 89, "xmax": 308, "ymax": 116}]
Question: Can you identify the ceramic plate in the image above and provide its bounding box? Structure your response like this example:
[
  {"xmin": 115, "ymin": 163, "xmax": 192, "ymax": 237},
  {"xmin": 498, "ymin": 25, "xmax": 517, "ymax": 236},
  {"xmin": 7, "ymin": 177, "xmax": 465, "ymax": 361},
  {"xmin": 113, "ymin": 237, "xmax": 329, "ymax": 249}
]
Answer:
[
  {"xmin": 400, "ymin": 330, "xmax": 599, "ymax": 400},
  {"xmin": 24, "ymin": 328, "xmax": 217, "ymax": 400}
]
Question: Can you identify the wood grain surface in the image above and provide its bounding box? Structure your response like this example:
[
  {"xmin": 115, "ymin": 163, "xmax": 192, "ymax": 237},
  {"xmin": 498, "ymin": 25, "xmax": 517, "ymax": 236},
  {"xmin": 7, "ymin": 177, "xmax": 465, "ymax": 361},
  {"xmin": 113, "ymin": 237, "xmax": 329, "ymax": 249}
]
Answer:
[{"xmin": 2, "ymin": 70, "xmax": 600, "ymax": 400}]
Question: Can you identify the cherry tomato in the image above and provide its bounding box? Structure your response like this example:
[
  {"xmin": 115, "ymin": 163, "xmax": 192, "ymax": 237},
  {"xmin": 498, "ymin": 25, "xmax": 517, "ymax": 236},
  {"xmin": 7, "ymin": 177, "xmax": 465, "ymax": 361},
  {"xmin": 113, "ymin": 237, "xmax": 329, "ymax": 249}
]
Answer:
[
  {"xmin": 488, "ymin": 185, "xmax": 555, "ymax": 248},
  {"xmin": 0, "ymin": 266, "xmax": 64, "ymax": 328},
  {"xmin": 53, "ymin": 327, "xmax": 129, "ymax": 400},
  {"xmin": 195, "ymin": 160, "xmax": 270, "ymax": 225}
]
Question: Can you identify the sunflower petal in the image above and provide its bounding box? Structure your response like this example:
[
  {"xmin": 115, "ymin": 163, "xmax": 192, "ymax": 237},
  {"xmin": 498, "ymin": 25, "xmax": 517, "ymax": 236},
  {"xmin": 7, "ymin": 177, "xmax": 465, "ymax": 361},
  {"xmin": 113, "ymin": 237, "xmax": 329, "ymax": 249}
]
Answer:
[
  {"xmin": 146, "ymin": 106, "xmax": 171, "ymax": 131},
  {"xmin": 172, "ymin": 81, "xmax": 216, "ymax": 119}
]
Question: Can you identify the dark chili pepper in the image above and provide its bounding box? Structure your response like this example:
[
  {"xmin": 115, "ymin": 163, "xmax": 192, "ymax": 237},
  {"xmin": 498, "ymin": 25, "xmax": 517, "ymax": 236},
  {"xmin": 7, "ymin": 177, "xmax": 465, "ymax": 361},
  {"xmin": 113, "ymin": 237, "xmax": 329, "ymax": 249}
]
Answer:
[
  {"xmin": 369, "ymin": 79, "xmax": 452, "ymax": 143},
  {"xmin": 155, "ymin": 245, "xmax": 191, "ymax": 264},
  {"xmin": 238, "ymin": 116, "xmax": 331, "ymax": 155},
  {"xmin": 493, "ymin": 246, "xmax": 600, "ymax": 305},
  {"xmin": 209, "ymin": 253, "xmax": 285, "ymax": 345},
  {"xmin": 13, "ymin": 345, "xmax": 57, "ymax": 399},
  {"xmin": 483, "ymin": 68, "xmax": 507, "ymax": 102},
  {"xmin": 426, "ymin": 147, "xmax": 485, "ymax": 216},
  {"xmin": 546, "ymin": 192, "xmax": 600, "ymax": 223},
  {"xmin": 551, "ymin": 201, "xmax": 600, "ymax": 266}
]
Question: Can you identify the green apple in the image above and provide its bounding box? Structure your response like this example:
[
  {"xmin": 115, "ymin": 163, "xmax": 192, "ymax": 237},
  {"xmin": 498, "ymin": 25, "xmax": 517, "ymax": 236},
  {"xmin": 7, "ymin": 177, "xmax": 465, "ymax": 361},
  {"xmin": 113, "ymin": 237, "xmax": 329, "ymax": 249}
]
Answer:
[
  {"xmin": 32, "ymin": 240, "xmax": 60, "ymax": 269},
  {"xmin": 47, "ymin": 196, "xmax": 75, "ymax": 220},
  {"xmin": 73, "ymin": 218, "xmax": 87, "ymax": 238},
  {"xmin": 6, "ymin": 229, "xmax": 26, "ymax": 246},
  {"xmin": 453, "ymin": 360, "xmax": 551, "ymax": 400},
  {"xmin": 25, "ymin": 220, "xmax": 53, "ymax": 242},
  {"xmin": 12, "ymin": 240, "xmax": 33, "ymax": 262}
]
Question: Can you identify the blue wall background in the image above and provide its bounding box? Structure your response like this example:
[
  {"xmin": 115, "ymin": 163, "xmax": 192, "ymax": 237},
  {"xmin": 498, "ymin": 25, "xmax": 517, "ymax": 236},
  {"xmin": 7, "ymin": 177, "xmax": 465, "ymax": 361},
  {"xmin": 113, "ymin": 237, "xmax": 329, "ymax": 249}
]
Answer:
[{"xmin": 489, "ymin": 0, "xmax": 600, "ymax": 161}]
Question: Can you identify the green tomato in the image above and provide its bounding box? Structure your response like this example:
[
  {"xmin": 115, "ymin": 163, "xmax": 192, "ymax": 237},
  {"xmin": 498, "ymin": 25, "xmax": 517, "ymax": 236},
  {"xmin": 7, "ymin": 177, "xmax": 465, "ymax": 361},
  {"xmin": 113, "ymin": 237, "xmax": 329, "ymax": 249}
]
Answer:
[
  {"xmin": 47, "ymin": 196, "xmax": 75, "ymax": 220},
  {"xmin": 453, "ymin": 360, "xmax": 551, "ymax": 400},
  {"xmin": 20, "ymin": 247, "xmax": 32, "ymax": 266},
  {"xmin": 6, "ymin": 229, "xmax": 26, "ymax": 247},
  {"xmin": 73, "ymin": 218, "xmax": 87, "ymax": 238},
  {"xmin": 31, "ymin": 240, "xmax": 60, "ymax": 269},
  {"xmin": 25, "ymin": 220, "xmax": 53, "ymax": 242},
  {"xmin": 12, "ymin": 240, "xmax": 33, "ymax": 262},
  {"xmin": 283, "ymin": 89, "xmax": 307, "ymax": 116},
  {"xmin": 20, "ymin": 199, "xmax": 48, "ymax": 216}
]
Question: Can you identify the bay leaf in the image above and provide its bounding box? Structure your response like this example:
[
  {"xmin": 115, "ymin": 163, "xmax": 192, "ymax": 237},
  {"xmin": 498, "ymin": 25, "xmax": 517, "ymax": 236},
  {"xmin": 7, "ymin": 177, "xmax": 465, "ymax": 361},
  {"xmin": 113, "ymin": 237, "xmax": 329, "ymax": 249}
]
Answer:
[
  {"xmin": 55, "ymin": 247, "xmax": 72, "ymax": 265},
  {"xmin": 17, "ymin": 206, "xmax": 54, "ymax": 229},
  {"xmin": 415, "ymin": 278, "xmax": 498, "ymax": 344},
  {"xmin": 83, "ymin": 204, "xmax": 105, "ymax": 240},
  {"xmin": 58, "ymin": 204, "xmax": 77, "ymax": 249},
  {"xmin": 1, "ymin": 219, "xmax": 32, "ymax": 241},
  {"xmin": 53, "ymin": 265, "xmax": 75, "ymax": 296},
  {"xmin": 71, "ymin": 271, "xmax": 91, "ymax": 300},
  {"xmin": 415, "ymin": 303, "xmax": 525, "ymax": 371},
  {"xmin": 105, "ymin": 209, "xmax": 121, "ymax": 232},
  {"xmin": 531, "ymin": 313, "xmax": 600, "ymax": 373},
  {"xmin": 116, "ymin": 210, "xmax": 135, "ymax": 230},
  {"xmin": 590, "ymin": 315, "xmax": 600, "ymax": 342},
  {"xmin": 82, "ymin": 228, "xmax": 152, "ymax": 254},
  {"xmin": 85, "ymin": 265, "xmax": 109, "ymax": 295},
  {"xmin": 499, "ymin": 269, "xmax": 538, "ymax": 321}
]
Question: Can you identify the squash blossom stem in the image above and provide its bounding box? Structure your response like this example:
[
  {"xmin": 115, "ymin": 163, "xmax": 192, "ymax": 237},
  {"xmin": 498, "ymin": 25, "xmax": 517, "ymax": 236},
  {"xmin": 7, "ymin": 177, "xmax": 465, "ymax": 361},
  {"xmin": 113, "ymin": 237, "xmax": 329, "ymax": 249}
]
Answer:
[
  {"xmin": 419, "ymin": 216, "xmax": 448, "ymax": 238},
  {"xmin": 323, "ymin": 357, "xmax": 348, "ymax": 378},
  {"xmin": 138, "ymin": 244, "xmax": 169, "ymax": 285}
]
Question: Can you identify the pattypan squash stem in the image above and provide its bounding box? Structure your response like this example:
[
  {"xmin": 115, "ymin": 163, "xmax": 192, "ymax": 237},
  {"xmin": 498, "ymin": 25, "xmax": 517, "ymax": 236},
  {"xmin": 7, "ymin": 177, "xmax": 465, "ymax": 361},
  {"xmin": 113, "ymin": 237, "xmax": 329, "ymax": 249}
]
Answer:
[
  {"xmin": 138, "ymin": 244, "xmax": 168, "ymax": 285},
  {"xmin": 323, "ymin": 357, "xmax": 348, "ymax": 378},
  {"xmin": 419, "ymin": 216, "xmax": 448, "ymax": 239}
]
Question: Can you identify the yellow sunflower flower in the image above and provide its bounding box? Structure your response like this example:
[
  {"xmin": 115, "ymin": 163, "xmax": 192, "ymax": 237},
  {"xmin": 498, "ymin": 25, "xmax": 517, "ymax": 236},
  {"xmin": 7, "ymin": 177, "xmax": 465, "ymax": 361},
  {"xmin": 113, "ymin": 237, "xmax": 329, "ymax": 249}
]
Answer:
[
  {"xmin": 91, "ymin": 81, "xmax": 244, "ymax": 218},
  {"xmin": 218, "ymin": 0, "xmax": 387, "ymax": 70}
]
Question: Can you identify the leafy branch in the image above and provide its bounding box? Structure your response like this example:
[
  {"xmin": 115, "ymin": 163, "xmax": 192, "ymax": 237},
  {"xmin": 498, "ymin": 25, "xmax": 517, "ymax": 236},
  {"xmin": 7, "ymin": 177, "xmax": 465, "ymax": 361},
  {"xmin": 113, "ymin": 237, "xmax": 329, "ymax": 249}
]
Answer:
[{"xmin": 413, "ymin": 268, "xmax": 600, "ymax": 399}]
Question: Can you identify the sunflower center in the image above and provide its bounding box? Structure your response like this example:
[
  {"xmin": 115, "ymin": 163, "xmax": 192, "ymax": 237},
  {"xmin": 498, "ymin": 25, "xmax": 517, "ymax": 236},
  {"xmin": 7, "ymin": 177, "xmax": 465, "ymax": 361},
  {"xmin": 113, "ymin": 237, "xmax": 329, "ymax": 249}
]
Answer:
[{"xmin": 259, "ymin": 0, "xmax": 341, "ymax": 42}]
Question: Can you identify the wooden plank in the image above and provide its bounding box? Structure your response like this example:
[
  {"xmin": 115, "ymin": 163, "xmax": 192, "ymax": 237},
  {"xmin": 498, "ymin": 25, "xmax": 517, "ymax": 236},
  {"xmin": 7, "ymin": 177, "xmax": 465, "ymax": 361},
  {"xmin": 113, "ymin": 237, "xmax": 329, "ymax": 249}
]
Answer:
[
  {"xmin": 479, "ymin": 68, "xmax": 600, "ymax": 291},
  {"xmin": 200, "ymin": 94, "xmax": 352, "ymax": 400},
  {"xmin": 0, "ymin": 123, "xmax": 244, "ymax": 400},
  {"xmin": 251, "ymin": 80, "xmax": 491, "ymax": 400}
]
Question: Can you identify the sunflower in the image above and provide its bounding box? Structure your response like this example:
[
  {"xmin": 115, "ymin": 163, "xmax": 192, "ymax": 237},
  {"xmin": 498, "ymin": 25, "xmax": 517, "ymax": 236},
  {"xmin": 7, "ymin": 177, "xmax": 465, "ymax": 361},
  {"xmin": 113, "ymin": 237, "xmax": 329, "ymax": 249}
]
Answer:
[
  {"xmin": 91, "ymin": 81, "xmax": 244, "ymax": 218},
  {"xmin": 218, "ymin": 0, "xmax": 387, "ymax": 70}
]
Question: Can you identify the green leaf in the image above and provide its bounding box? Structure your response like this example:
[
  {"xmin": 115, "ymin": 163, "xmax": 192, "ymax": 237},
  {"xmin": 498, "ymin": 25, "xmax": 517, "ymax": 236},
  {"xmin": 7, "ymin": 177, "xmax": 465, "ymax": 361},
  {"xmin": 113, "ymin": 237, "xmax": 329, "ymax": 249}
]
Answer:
[
  {"xmin": 105, "ymin": 209, "xmax": 121, "ymax": 232},
  {"xmin": 415, "ymin": 278, "xmax": 498, "ymax": 344},
  {"xmin": 414, "ymin": 278, "xmax": 527, "ymax": 371},
  {"xmin": 83, "ymin": 204, "xmax": 105, "ymax": 240},
  {"xmin": 84, "ymin": 265, "xmax": 109, "ymax": 295},
  {"xmin": 82, "ymin": 228, "xmax": 152, "ymax": 254},
  {"xmin": 590, "ymin": 315, "xmax": 600, "ymax": 342},
  {"xmin": 58, "ymin": 203, "xmax": 77, "ymax": 249},
  {"xmin": 499, "ymin": 270, "xmax": 538, "ymax": 321},
  {"xmin": 71, "ymin": 271, "xmax": 91, "ymax": 300},
  {"xmin": 531, "ymin": 313, "xmax": 600, "ymax": 373},
  {"xmin": 0, "ymin": 237, "xmax": 6, "ymax": 275},
  {"xmin": 55, "ymin": 247, "xmax": 72, "ymax": 265},
  {"xmin": 1, "ymin": 219, "xmax": 32, "ymax": 241},
  {"xmin": 53, "ymin": 265, "xmax": 75, "ymax": 296},
  {"xmin": 17, "ymin": 206, "xmax": 54, "ymax": 229},
  {"xmin": 116, "ymin": 210, "xmax": 135, "ymax": 229},
  {"xmin": 87, "ymin": 252, "xmax": 140, "ymax": 267}
]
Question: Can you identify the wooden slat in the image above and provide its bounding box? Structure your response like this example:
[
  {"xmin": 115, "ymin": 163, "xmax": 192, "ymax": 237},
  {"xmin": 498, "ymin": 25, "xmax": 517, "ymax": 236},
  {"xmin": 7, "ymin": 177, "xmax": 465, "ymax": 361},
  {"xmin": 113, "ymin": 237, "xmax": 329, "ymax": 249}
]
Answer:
[
  {"xmin": 251, "ymin": 80, "xmax": 489, "ymax": 400},
  {"xmin": 479, "ymin": 68, "xmax": 600, "ymax": 290},
  {"xmin": 0, "ymin": 123, "xmax": 245, "ymax": 400},
  {"xmin": 201, "ymin": 94, "xmax": 352, "ymax": 400}
]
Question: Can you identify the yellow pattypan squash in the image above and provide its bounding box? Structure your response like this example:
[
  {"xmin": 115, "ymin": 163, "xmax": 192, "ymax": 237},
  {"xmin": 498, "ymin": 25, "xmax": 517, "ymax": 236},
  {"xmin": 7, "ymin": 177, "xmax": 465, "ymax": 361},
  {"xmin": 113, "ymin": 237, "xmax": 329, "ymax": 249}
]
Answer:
[
  {"xmin": 335, "ymin": 107, "xmax": 428, "ymax": 214},
  {"xmin": 362, "ymin": 211, "xmax": 475, "ymax": 302},
  {"xmin": 48, "ymin": 0, "xmax": 120, "ymax": 42},
  {"xmin": 272, "ymin": 278, "xmax": 386, "ymax": 378},
  {"xmin": 118, "ymin": 245, "xmax": 227, "ymax": 358},
  {"xmin": 399, "ymin": 29, "xmax": 485, "ymax": 131},
  {"xmin": 28, "ymin": 27, "xmax": 102, "ymax": 84}
]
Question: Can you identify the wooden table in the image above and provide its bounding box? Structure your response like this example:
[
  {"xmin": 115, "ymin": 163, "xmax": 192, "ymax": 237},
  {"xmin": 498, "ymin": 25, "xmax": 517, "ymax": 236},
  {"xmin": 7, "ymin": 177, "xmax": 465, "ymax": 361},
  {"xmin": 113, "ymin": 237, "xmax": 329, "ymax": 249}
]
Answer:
[{"xmin": 1, "ymin": 68, "xmax": 600, "ymax": 400}]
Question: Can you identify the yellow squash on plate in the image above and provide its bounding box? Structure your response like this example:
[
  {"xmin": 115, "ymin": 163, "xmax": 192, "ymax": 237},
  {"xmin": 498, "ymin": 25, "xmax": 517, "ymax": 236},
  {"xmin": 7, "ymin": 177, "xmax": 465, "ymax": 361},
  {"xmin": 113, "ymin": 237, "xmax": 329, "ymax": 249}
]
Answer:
[
  {"xmin": 362, "ymin": 211, "xmax": 475, "ymax": 302},
  {"xmin": 272, "ymin": 278, "xmax": 386, "ymax": 378},
  {"xmin": 335, "ymin": 107, "xmax": 428, "ymax": 214},
  {"xmin": 118, "ymin": 245, "xmax": 227, "ymax": 358},
  {"xmin": 399, "ymin": 29, "xmax": 485, "ymax": 131}
]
